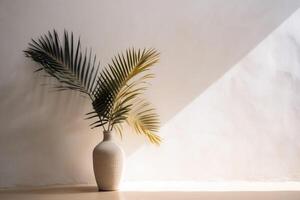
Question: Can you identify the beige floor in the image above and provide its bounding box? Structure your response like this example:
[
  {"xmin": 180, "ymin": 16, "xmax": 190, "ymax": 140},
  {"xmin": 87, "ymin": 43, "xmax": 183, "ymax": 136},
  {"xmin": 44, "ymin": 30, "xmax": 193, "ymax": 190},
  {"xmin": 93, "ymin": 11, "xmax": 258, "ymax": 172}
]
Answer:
[{"xmin": 1, "ymin": 186, "xmax": 300, "ymax": 200}]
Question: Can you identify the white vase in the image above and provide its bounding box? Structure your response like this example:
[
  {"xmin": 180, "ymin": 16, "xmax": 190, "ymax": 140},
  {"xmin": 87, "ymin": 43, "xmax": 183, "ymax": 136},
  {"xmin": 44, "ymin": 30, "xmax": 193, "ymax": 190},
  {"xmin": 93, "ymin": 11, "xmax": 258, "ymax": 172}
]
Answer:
[{"xmin": 93, "ymin": 130, "xmax": 124, "ymax": 191}]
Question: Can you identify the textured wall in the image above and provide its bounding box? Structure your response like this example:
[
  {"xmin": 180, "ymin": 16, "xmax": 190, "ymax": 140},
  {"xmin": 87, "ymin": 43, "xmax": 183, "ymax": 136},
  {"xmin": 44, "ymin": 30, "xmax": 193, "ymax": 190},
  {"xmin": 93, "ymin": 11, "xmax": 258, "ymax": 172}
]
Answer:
[
  {"xmin": 125, "ymin": 8, "xmax": 300, "ymax": 182},
  {"xmin": 0, "ymin": 0, "xmax": 299, "ymax": 187}
]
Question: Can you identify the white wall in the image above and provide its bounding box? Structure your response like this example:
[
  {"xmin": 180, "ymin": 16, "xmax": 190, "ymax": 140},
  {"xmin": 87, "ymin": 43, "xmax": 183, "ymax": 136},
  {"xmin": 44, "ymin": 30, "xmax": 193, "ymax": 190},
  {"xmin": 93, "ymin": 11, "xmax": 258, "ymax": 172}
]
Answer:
[
  {"xmin": 0, "ymin": 0, "xmax": 299, "ymax": 187},
  {"xmin": 125, "ymin": 8, "xmax": 300, "ymax": 182}
]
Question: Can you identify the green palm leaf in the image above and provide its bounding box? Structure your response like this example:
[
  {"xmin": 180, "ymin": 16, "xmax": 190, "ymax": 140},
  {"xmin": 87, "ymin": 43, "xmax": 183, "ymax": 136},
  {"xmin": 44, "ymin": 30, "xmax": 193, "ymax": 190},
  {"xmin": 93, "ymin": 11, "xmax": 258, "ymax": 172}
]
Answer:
[
  {"xmin": 24, "ymin": 30, "xmax": 100, "ymax": 98},
  {"xmin": 25, "ymin": 30, "xmax": 161, "ymax": 144},
  {"xmin": 89, "ymin": 48, "xmax": 161, "ymax": 144},
  {"xmin": 126, "ymin": 99, "xmax": 161, "ymax": 145}
]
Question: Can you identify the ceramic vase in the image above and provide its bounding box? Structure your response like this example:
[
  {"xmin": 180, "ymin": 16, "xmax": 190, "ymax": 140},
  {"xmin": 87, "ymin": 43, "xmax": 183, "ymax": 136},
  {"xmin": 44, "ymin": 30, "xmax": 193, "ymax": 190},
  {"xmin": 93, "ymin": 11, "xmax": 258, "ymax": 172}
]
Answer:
[{"xmin": 93, "ymin": 130, "xmax": 124, "ymax": 191}]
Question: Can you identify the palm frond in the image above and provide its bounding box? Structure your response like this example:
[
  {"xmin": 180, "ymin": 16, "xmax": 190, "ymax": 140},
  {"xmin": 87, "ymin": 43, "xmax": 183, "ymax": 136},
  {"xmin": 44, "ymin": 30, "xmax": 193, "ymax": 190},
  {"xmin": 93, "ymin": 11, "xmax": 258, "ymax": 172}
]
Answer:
[
  {"xmin": 126, "ymin": 99, "xmax": 161, "ymax": 145},
  {"xmin": 25, "ymin": 30, "xmax": 161, "ymax": 144},
  {"xmin": 24, "ymin": 29, "xmax": 100, "ymax": 98},
  {"xmin": 90, "ymin": 48, "xmax": 160, "ymax": 132}
]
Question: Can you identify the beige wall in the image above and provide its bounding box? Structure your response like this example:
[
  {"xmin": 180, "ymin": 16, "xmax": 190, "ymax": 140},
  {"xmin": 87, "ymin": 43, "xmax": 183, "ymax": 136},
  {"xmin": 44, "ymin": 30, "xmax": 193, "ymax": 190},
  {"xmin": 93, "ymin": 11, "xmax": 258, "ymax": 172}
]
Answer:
[
  {"xmin": 0, "ymin": 0, "xmax": 299, "ymax": 187},
  {"xmin": 126, "ymin": 9, "xmax": 300, "ymax": 182}
]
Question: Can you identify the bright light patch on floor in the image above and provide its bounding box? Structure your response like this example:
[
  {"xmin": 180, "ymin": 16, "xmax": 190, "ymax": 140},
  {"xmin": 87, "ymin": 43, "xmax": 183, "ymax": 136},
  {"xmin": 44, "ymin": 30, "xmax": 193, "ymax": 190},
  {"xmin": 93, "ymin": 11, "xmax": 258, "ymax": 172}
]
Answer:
[{"xmin": 120, "ymin": 181, "xmax": 300, "ymax": 191}]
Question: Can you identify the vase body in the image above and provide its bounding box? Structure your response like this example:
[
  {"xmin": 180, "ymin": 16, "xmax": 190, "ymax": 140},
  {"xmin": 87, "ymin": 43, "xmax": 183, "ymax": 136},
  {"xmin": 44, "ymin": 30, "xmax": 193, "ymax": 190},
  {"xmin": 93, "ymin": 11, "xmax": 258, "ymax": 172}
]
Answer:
[{"xmin": 93, "ymin": 131, "xmax": 124, "ymax": 191}]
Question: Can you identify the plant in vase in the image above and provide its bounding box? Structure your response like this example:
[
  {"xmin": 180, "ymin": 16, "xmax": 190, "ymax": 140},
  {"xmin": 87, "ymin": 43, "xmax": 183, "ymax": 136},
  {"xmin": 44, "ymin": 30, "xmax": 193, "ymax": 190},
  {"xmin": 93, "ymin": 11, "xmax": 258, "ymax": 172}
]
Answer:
[{"xmin": 24, "ymin": 30, "xmax": 161, "ymax": 191}]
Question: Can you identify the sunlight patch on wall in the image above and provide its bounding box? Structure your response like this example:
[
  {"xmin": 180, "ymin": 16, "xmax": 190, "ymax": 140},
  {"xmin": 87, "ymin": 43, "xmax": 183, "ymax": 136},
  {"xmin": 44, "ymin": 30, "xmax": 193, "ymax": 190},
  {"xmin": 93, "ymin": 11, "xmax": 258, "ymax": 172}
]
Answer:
[{"xmin": 124, "ymin": 8, "xmax": 300, "ymax": 182}]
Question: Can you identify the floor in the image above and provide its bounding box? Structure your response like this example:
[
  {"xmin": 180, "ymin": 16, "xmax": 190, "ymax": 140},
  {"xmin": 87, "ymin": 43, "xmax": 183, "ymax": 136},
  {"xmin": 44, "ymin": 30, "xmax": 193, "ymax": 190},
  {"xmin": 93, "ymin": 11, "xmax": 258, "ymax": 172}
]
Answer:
[{"xmin": 1, "ymin": 186, "xmax": 300, "ymax": 200}]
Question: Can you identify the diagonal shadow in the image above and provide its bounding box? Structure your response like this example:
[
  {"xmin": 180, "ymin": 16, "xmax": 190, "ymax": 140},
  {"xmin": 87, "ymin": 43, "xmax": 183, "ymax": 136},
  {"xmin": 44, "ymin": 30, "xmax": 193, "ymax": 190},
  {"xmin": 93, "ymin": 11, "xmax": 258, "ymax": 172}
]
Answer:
[{"xmin": 122, "ymin": 4, "xmax": 300, "ymax": 155}]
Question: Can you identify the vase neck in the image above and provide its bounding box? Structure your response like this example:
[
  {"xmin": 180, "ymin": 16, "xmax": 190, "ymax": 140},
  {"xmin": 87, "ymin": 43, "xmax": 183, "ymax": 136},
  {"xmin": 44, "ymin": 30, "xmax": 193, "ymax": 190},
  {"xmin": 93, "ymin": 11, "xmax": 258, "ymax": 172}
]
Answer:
[{"xmin": 103, "ymin": 131, "xmax": 113, "ymax": 142}]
